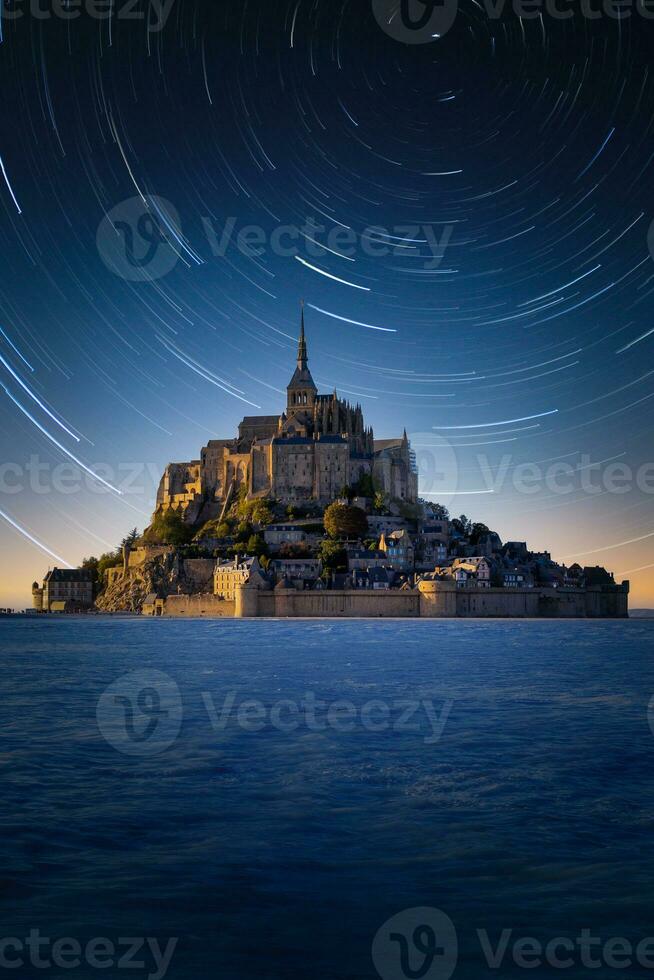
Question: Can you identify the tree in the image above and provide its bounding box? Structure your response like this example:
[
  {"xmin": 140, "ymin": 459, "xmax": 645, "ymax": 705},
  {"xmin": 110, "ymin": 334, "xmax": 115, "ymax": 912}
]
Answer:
[
  {"xmin": 250, "ymin": 501, "xmax": 274, "ymax": 526},
  {"xmin": 373, "ymin": 491, "xmax": 387, "ymax": 514},
  {"xmin": 429, "ymin": 503, "xmax": 450, "ymax": 520},
  {"xmin": 81, "ymin": 555, "xmax": 99, "ymax": 580},
  {"xmin": 121, "ymin": 528, "xmax": 140, "ymax": 549},
  {"xmin": 234, "ymin": 521, "xmax": 254, "ymax": 545},
  {"xmin": 97, "ymin": 550, "xmax": 122, "ymax": 579},
  {"xmin": 352, "ymin": 473, "xmax": 377, "ymax": 498},
  {"xmin": 452, "ymin": 514, "xmax": 472, "ymax": 537},
  {"xmin": 323, "ymin": 502, "xmax": 368, "ymax": 540},
  {"xmin": 318, "ymin": 539, "xmax": 348, "ymax": 572},
  {"xmin": 398, "ymin": 500, "xmax": 421, "ymax": 522},
  {"xmin": 246, "ymin": 534, "xmax": 268, "ymax": 558},
  {"xmin": 280, "ymin": 541, "xmax": 311, "ymax": 558},
  {"xmin": 236, "ymin": 496, "xmax": 275, "ymax": 526},
  {"xmin": 469, "ymin": 523, "xmax": 491, "ymax": 546},
  {"xmin": 81, "ymin": 555, "xmax": 103, "ymax": 595},
  {"xmin": 144, "ymin": 510, "xmax": 194, "ymax": 547}
]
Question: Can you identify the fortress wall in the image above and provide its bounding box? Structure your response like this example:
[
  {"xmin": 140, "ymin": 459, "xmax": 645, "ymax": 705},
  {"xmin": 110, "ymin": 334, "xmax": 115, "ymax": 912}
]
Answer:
[
  {"xmin": 241, "ymin": 588, "xmax": 419, "ymax": 618},
  {"xmin": 164, "ymin": 594, "xmax": 235, "ymax": 618},
  {"xmin": 456, "ymin": 588, "xmax": 540, "ymax": 618},
  {"xmin": 584, "ymin": 585, "xmax": 629, "ymax": 618},
  {"xmin": 128, "ymin": 545, "xmax": 173, "ymax": 568},
  {"xmin": 539, "ymin": 588, "xmax": 586, "ymax": 618},
  {"xmin": 418, "ymin": 582, "xmax": 540, "ymax": 618},
  {"xmin": 418, "ymin": 581, "xmax": 458, "ymax": 618},
  {"xmin": 177, "ymin": 583, "xmax": 629, "ymax": 619},
  {"xmin": 537, "ymin": 586, "xmax": 628, "ymax": 618}
]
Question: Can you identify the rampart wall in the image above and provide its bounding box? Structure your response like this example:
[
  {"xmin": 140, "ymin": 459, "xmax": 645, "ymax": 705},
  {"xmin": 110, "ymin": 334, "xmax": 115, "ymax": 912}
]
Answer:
[
  {"xmin": 230, "ymin": 581, "xmax": 630, "ymax": 619},
  {"xmin": 163, "ymin": 594, "xmax": 236, "ymax": 618}
]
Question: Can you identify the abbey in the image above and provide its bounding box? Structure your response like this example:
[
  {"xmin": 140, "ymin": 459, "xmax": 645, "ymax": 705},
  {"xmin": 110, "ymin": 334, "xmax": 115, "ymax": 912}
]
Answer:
[{"xmin": 155, "ymin": 309, "xmax": 418, "ymax": 523}]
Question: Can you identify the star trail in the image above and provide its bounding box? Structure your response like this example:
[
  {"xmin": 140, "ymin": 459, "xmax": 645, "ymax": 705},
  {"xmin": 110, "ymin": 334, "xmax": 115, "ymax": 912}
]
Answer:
[{"xmin": 0, "ymin": 0, "xmax": 653, "ymax": 606}]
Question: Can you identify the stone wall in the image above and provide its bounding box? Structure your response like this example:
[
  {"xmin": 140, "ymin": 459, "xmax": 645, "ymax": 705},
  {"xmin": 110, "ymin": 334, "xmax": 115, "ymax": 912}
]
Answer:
[
  {"xmin": 149, "ymin": 578, "xmax": 628, "ymax": 619},
  {"xmin": 240, "ymin": 588, "xmax": 420, "ymax": 619},
  {"xmin": 539, "ymin": 585, "xmax": 629, "ymax": 618},
  {"xmin": 233, "ymin": 581, "xmax": 629, "ymax": 619},
  {"xmin": 128, "ymin": 545, "xmax": 174, "ymax": 567},
  {"xmin": 419, "ymin": 582, "xmax": 541, "ymax": 618},
  {"xmin": 164, "ymin": 594, "xmax": 236, "ymax": 618}
]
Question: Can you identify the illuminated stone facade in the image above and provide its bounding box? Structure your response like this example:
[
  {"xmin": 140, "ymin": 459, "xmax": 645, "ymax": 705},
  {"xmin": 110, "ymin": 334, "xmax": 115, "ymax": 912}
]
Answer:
[{"xmin": 155, "ymin": 310, "xmax": 418, "ymax": 523}]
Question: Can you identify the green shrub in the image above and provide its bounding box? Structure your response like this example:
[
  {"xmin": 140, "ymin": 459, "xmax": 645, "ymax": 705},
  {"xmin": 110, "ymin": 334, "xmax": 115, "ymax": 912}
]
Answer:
[
  {"xmin": 318, "ymin": 539, "xmax": 348, "ymax": 572},
  {"xmin": 323, "ymin": 502, "xmax": 368, "ymax": 540},
  {"xmin": 144, "ymin": 510, "xmax": 194, "ymax": 547}
]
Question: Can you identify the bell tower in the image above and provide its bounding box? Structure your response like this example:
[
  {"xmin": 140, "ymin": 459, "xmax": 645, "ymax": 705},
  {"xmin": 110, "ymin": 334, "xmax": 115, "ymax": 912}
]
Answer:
[{"xmin": 287, "ymin": 302, "xmax": 317, "ymax": 417}]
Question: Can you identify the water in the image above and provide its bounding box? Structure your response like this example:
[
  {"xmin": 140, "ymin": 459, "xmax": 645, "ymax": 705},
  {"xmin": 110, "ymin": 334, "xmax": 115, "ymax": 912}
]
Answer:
[{"xmin": 1, "ymin": 617, "xmax": 653, "ymax": 979}]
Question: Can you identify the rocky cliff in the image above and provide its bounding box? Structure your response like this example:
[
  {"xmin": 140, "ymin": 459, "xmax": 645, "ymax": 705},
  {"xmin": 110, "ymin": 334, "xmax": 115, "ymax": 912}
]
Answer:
[{"xmin": 96, "ymin": 553, "xmax": 214, "ymax": 613}]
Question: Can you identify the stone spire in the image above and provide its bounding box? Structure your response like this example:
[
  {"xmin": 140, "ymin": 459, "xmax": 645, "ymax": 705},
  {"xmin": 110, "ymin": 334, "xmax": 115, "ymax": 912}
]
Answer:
[
  {"xmin": 297, "ymin": 300, "xmax": 308, "ymax": 369},
  {"xmin": 286, "ymin": 301, "xmax": 317, "ymax": 416}
]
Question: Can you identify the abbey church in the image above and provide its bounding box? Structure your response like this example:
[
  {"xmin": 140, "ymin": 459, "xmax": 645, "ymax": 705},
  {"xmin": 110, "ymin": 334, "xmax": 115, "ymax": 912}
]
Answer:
[{"xmin": 155, "ymin": 309, "xmax": 418, "ymax": 524}]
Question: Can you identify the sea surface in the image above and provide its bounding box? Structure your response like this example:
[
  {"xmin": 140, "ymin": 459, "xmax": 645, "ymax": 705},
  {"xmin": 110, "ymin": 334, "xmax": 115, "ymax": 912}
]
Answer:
[{"xmin": 1, "ymin": 617, "xmax": 653, "ymax": 979}]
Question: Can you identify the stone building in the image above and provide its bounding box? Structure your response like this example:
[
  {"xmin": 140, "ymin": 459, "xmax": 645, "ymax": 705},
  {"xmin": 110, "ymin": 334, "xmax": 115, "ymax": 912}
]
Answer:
[
  {"xmin": 268, "ymin": 558, "xmax": 322, "ymax": 588},
  {"xmin": 154, "ymin": 308, "xmax": 418, "ymax": 524},
  {"xmin": 214, "ymin": 556, "xmax": 268, "ymax": 601},
  {"xmin": 378, "ymin": 529, "xmax": 415, "ymax": 571},
  {"xmin": 32, "ymin": 568, "xmax": 94, "ymax": 612}
]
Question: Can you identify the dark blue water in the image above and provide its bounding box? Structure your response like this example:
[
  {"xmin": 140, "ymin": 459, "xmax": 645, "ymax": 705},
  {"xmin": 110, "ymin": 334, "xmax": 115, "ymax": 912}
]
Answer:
[{"xmin": 1, "ymin": 618, "xmax": 653, "ymax": 979}]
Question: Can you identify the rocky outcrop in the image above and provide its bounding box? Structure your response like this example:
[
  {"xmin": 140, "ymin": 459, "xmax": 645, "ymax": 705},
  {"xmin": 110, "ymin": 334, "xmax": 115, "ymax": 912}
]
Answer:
[{"xmin": 96, "ymin": 553, "xmax": 214, "ymax": 613}]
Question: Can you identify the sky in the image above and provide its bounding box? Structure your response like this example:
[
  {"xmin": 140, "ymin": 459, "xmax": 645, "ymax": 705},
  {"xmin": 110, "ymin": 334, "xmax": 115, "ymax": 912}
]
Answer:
[{"xmin": 0, "ymin": 0, "xmax": 653, "ymax": 609}]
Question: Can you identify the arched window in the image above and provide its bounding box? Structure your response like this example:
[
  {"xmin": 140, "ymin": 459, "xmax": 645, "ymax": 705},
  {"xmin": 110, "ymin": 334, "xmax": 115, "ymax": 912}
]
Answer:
[{"xmin": 303, "ymin": 393, "xmax": 307, "ymax": 404}]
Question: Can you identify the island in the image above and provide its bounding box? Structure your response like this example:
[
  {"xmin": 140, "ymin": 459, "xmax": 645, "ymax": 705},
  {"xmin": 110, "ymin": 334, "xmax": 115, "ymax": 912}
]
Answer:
[{"xmin": 30, "ymin": 311, "xmax": 629, "ymax": 619}]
